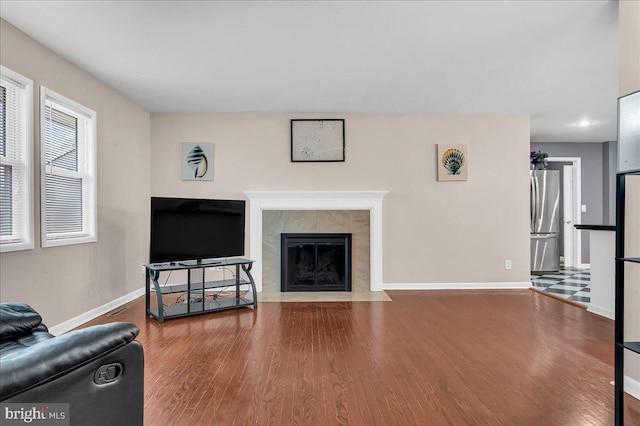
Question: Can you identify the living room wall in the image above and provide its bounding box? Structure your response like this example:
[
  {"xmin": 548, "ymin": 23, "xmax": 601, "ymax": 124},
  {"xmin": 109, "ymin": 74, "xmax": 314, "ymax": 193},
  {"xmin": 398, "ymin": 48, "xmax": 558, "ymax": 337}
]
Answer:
[
  {"xmin": 0, "ymin": 20, "xmax": 151, "ymax": 326},
  {"xmin": 150, "ymin": 113, "xmax": 530, "ymax": 286}
]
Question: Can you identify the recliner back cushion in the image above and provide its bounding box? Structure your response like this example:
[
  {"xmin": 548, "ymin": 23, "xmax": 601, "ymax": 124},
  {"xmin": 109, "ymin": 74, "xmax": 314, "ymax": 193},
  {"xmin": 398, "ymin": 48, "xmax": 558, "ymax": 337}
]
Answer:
[{"xmin": 0, "ymin": 303, "xmax": 43, "ymax": 341}]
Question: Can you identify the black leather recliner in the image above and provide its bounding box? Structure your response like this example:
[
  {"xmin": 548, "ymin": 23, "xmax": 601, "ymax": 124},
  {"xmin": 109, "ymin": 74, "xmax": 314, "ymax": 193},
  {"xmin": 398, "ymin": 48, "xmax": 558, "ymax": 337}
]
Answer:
[{"xmin": 0, "ymin": 303, "xmax": 144, "ymax": 425}]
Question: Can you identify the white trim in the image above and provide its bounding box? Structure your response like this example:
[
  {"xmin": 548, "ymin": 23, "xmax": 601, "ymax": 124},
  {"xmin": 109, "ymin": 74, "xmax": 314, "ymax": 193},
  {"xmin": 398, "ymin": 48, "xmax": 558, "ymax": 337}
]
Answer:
[
  {"xmin": 42, "ymin": 234, "xmax": 97, "ymax": 248},
  {"xmin": 0, "ymin": 66, "xmax": 34, "ymax": 253},
  {"xmin": 562, "ymin": 165, "xmax": 574, "ymax": 267},
  {"xmin": 47, "ymin": 286, "xmax": 144, "ymax": 336},
  {"xmin": 546, "ymin": 157, "xmax": 582, "ymax": 268},
  {"xmin": 40, "ymin": 86, "xmax": 98, "ymax": 248},
  {"xmin": 244, "ymin": 191, "xmax": 388, "ymax": 292},
  {"xmin": 611, "ymin": 377, "xmax": 640, "ymax": 401},
  {"xmin": 580, "ymin": 263, "xmax": 591, "ymax": 269},
  {"xmin": 384, "ymin": 282, "xmax": 532, "ymax": 290},
  {"xmin": 624, "ymin": 376, "xmax": 640, "ymax": 401},
  {"xmin": 587, "ymin": 304, "xmax": 614, "ymax": 320}
]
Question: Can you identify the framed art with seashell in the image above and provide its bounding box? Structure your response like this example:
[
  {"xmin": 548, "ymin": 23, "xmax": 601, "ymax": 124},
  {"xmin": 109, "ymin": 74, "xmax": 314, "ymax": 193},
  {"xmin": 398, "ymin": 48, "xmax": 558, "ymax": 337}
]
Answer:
[
  {"xmin": 182, "ymin": 142, "xmax": 214, "ymax": 181},
  {"xmin": 437, "ymin": 143, "xmax": 468, "ymax": 181},
  {"xmin": 291, "ymin": 119, "xmax": 345, "ymax": 162}
]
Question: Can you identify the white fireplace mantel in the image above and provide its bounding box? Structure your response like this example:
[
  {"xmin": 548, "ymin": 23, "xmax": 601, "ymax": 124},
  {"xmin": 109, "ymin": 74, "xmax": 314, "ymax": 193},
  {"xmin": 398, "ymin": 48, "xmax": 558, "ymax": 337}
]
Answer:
[{"xmin": 244, "ymin": 191, "xmax": 389, "ymax": 292}]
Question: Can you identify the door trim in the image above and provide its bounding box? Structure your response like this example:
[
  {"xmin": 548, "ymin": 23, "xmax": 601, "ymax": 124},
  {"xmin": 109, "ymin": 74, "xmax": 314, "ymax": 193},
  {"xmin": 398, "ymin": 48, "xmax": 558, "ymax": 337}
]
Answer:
[
  {"xmin": 563, "ymin": 165, "xmax": 574, "ymax": 267},
  {"xmin": 546, "ymin": 157, "xmax": 582, "ymax": 268}
]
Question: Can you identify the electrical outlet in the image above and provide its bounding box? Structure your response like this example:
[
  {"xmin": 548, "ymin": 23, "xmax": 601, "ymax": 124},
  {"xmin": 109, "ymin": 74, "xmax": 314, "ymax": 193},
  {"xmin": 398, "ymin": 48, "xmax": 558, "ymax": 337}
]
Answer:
[
  {"xmin": 141, "ymin": 265, "xmax": 146, "ymax": 275},
  {"xmin": 505, "ymin": 260, "xmax": 512, "ymax": 270},
  {"xmin": 581, "ymin": 205, "xmax": 587, "ymax": 212}
]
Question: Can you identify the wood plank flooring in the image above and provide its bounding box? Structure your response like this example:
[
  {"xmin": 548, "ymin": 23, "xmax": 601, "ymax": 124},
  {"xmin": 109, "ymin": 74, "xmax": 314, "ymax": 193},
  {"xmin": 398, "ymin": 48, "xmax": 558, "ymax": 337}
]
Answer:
[{"xmin": 81, "ymin": 290, "xmax": 640, "ymax": 425}]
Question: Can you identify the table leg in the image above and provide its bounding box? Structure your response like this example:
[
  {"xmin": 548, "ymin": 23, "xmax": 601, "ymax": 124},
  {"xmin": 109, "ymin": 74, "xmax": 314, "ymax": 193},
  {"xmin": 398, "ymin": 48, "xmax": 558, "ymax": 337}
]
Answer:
[
  {"xmin": 242, "ymin": 263, "xmax": 258, "ymax": 308},
  {"xmin": 150, "ymin": 270, "xmax": 164, "ymax": 323}
]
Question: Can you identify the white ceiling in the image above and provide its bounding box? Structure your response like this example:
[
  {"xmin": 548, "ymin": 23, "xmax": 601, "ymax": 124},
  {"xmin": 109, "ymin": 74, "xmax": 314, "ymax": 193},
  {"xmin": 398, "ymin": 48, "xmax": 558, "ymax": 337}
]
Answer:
[{"xmin": 0, "ymin": 1, "xmax": 620, "ymax": 143}]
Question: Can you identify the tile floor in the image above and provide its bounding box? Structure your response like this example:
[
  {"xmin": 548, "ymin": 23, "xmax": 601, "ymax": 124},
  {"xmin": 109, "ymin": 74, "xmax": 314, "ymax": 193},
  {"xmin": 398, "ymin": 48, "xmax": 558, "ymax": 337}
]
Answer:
[{"xmin": 530, "ymin": 267, "xmax": 591, "ymax": 304}]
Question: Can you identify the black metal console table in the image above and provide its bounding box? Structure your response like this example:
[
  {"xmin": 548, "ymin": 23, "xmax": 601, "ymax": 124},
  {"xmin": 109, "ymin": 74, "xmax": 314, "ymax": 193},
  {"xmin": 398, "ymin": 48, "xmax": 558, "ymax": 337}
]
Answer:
[
  {"xmin": 614, "ymin": 169, "xmax": 640, "ymax": 425},
  {"xmin": 145, "ymin": 258, "xmax": 257, "ymax": 323}
]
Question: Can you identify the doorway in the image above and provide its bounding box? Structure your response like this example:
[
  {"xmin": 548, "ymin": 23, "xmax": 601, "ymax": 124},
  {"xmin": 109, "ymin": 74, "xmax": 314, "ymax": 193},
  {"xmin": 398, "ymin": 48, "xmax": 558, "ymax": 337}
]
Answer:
[{"xmin": 545, "ymin": 157, "xmax": 582, "ymax": 268}]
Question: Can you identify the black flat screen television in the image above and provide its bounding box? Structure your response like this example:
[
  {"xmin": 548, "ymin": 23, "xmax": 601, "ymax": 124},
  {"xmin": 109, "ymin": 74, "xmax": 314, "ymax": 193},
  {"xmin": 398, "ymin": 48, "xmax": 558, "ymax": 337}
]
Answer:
[{"xmin": 150, "ymin": 197, "xmax": 245, "ymax": 264}]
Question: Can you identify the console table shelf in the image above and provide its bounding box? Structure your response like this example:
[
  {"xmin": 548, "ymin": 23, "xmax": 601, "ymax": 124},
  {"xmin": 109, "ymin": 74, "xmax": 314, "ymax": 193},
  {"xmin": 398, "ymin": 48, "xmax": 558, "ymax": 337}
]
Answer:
[
  {"xmin": 145, "ymin": 258, "xmax": 257, "ymax": 323},
  {"xmin": 148, "ymin": 297, "xmax": 255, "ymax": 320},
  {"xmin": 622, "ymin": 342, "xmax": 640, "ymax": 356},
  {"xmin": 156, "ymin": 278, "xmax": 252, "ymax": 295}
]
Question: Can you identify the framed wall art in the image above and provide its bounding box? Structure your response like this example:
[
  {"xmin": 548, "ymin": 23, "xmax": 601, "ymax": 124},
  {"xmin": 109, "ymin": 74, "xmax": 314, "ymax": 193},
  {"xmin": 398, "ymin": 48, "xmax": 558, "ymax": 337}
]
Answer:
[
  {"xmin": 181, "ymin": 142, "xmax": 214, "ymax": 181},
  {"xmin": 437, "ymin": 144, "xmax": 468, "ymax": 181},
  {"xmin": 291, "ymin": 119, "xmax": 345, "ymax": 162}
]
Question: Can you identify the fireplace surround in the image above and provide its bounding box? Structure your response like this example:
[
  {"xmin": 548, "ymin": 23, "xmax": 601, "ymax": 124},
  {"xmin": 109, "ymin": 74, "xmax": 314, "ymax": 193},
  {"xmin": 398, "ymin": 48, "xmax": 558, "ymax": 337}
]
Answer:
[{"xmin": 244, "ymin": 191, "xmax": 388, "ymax": 292}]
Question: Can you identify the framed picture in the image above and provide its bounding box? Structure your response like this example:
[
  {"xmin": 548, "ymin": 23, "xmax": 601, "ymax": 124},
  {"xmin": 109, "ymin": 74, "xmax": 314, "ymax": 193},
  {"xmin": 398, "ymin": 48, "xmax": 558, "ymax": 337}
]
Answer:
[
  {"xmin": 291, "ymin": 119, "xmax": 345, "ymax": 162},
  {"xmin": 618, "ymin": 90, "xmax": 640, "ymax": 172},
  {"xmin": 181, "ymin": 142, "xmax": 214, "ymax": 181},
  {"xmin": 437, "ymin": 144, "xmax": 468, "ymax": 181}
]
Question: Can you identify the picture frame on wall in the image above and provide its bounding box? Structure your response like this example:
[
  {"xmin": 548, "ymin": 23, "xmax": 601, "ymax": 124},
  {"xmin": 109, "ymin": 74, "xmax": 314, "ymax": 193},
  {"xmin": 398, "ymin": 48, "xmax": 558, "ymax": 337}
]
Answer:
[
  {"xmin": 181, "ymin": 142, "xmax": 214, "ymax": 181},
  {"xmin": 437, "ymin": 143, "xmax": 468, "ymax": 181},
  {"xmin": 291, "ymin": 119, "xmax": 345, "ymax": 162}
]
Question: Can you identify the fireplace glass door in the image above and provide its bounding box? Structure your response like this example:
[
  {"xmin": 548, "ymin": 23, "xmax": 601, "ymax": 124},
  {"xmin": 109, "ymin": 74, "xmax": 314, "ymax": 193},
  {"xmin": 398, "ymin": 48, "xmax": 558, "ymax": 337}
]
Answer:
[{"xmin": 281, "ymin": 233, "xmax": 352, "ymax": 292}]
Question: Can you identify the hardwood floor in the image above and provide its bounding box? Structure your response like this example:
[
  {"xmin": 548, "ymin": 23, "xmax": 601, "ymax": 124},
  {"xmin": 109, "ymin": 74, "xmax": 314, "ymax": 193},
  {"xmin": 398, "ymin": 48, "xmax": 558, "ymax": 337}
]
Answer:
[{"xmin": 81, "ymin": 290, "xmax": 640, "ymax": 425}]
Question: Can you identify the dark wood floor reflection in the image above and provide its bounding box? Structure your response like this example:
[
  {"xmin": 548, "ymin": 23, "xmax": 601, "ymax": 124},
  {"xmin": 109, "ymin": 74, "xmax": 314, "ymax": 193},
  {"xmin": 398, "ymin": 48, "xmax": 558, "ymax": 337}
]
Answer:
[{"xmin": 81, "ymin": 290, "xmax": 640, "ymax": 425}]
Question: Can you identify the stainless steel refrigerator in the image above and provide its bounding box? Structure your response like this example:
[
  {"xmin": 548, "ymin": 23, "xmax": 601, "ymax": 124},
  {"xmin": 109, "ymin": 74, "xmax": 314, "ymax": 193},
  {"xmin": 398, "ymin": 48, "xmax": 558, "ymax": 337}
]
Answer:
[{"xmin": 530, "ymin": 170, "xmax": 560, "ymax": 272}]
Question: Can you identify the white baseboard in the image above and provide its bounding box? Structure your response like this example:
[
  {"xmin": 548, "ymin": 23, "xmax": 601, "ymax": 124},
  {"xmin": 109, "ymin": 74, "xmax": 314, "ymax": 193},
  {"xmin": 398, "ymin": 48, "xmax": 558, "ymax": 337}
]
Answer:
[
  {"xmin": 610, "ymin": 376, "xmax": 640, "ymax": 401},
  {"xmin": 587, "ymin": 304, "xmax": 615, "ymax": 320},
  {"xmin": 625, "ymin": 375, "xmax": 640, "ymax": 401},
  {"xmin": 48, "ymin": 286, "xmax": 145, "ymax": 336},
  {"xmin": 580, "ymin": 263, "xmax": 591, "ymax": 269},
  {"xmin": 383, "ymin": 282, "xmax": 531, "ymax": 290}
]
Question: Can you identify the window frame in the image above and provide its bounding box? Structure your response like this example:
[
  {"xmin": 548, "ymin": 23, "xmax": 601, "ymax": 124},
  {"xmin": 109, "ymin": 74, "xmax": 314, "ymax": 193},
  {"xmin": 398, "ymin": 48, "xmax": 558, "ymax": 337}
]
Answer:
[
  {"xmin": 0, "ymin": 66, "xmax": 34, "ymax": 253},
  {"xmin": 40, "ymin": 86, "xmax": 97, "ymax": 248}
]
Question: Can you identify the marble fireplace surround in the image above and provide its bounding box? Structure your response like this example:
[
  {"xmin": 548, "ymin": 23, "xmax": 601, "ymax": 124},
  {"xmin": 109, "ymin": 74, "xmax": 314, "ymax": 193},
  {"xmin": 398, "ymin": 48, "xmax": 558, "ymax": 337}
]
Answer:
[{"xmin": 244, "ymin": 191, "xmax": 388, "ymax": 292}]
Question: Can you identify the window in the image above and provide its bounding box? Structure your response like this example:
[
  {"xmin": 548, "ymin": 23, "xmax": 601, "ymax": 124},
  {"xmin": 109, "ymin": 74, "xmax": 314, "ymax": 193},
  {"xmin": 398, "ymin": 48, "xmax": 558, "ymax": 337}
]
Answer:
[
  {"xmin": 0, "ymin": 66, "xmax": 33, "ymax": 253},
  {"xmin": 40, "ymin": 87, "xmax": 96, "ymax": 247}
]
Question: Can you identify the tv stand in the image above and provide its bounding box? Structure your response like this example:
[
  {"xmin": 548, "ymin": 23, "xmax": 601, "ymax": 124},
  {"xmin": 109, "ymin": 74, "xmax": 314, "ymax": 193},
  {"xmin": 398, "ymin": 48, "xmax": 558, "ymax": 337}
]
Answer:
[{"xmin": 145, "ymin": 258, "xmax": 257, "ymax": 323}]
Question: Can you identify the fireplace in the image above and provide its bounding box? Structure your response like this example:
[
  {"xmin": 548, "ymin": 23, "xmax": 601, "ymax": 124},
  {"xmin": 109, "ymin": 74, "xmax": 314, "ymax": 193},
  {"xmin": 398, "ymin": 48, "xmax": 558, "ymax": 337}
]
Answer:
[
  {"xmin": 281, "ymin": 233, "xmax": 352, "ymax": 292},
  {"xmin": 244, "ymin": 190, "xmax": 388, "ymax": 292}
]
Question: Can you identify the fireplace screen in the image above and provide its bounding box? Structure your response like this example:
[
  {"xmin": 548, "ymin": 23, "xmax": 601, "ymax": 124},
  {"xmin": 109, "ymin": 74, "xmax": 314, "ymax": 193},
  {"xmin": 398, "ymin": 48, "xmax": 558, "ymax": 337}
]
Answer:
[{"xmin": 281, "ymin": 233, "xmax": 352, "ymax": 292}]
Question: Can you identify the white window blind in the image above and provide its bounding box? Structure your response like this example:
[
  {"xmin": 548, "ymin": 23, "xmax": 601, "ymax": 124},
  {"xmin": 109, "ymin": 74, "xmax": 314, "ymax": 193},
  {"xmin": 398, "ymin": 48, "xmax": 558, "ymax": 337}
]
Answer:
[
  {"xmin": 40, "ymin": 87, "xmax": 96, "ymax": 247},
  {"xmin": 0, "ymin": 67, "xmax": 33, "ymax": 253}
]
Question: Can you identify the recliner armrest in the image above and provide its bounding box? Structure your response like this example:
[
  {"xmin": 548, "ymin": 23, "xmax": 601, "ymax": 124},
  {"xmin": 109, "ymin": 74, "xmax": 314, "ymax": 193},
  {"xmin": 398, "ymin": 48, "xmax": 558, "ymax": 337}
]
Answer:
[
  {"xmin": 0, "ymin": 303, "xmax": 44, "ymax": 340},
  {"xmin": 0, "ymin": 322, "xmax": 140, "ymax": 401}
]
